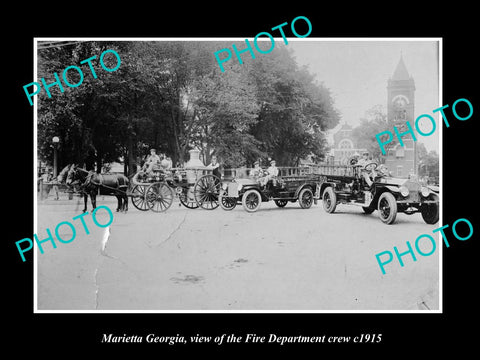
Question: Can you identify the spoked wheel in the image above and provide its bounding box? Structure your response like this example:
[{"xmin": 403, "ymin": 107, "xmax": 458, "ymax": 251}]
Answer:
[
  {"xmin": 299, "ymin": 188, "xmax": 314, "ymax": 209},
  {"xmin": 378, "ymin": 192, "xmax": 397, "ymax": 224},
  {"xmin": 274, "ymin": 199, "xmax": 288, "ymax": 208},
  {"xmin": 193, "ymin": 174, "xmax": 221, "ymax": 210},
  {"xmin": 130, "ymin": 185, "xmax": 150, "ymax": 211},
  {"xmin": 242, "ymin": 189, "xmax": 262, "ymax": 212},
  {"xmin": 178, "ymin": 187, "xmax": 199, "ymax": 209},
  {"xmin": 146, "ymin": 182, "xmax": 174, "ymax": 213},
  {"xmin": 219, "ymin": 190, "xmax": 237, "ymax": 211}
]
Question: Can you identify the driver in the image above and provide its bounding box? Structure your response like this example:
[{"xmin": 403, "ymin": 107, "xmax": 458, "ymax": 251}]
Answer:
[
  {"xmin": 355, "ymin": 152, "xmax": 375, "ymax": 187},
  {"xmin": 250, "ymin": 160, "xmax": 263, "ymax": 179}
]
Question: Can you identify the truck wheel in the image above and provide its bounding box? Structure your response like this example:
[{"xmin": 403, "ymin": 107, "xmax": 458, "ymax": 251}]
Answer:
[
  {"xmin": 242, "ymin": 189, "xmax": 261, "ymax": 212},
  {"xmin": 219, "ymin": 190, "xmax": 237, "ymax": 211},
  {"xmin": 299, "ymin": 188, "xmax": 314, "ymax": 209},
  {"xmin": 421, "ymin": 203, "xmax": 439, "ymax": 224},
  {"xmin": 378, "ymin": 192, "xmax": 397, "ymax": 224},
  {"xmin": 322, "ymin": 187, "xmax": 337, "ymax": 213}
]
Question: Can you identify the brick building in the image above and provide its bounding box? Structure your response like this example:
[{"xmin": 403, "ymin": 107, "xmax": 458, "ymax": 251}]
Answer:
[
  {"xmin": 331, "ymin": 122, "xmax": 367, "ymax": 165},
  {"xmin": 384, "ymin": 55, "xmax": 417, "ymax": 177}
]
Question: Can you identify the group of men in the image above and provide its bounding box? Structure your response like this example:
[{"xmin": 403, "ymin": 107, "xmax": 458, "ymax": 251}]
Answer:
[
  {"xmin": 142, "ymin": 148, "xmax": 173, "ymax": 173},
  {"xmin": 250, "ymin": 159, "xmax": 278, "ymax": 187},
  {"xmin": 142, "ymin": 149, "xmax": 389, "ymax": 188},
  {"xmin": 142, "ymin": 148, "xmax": 221, "ymax": 178}
]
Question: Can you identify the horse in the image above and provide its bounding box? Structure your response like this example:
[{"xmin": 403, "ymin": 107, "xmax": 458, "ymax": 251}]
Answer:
[
  {"xmin": 66, "ymin": 165, "xmax": 129, "ymax": 213},
  {"xmin": 57, "ymin": 164, "xmax": 74, "ymax": 184}
]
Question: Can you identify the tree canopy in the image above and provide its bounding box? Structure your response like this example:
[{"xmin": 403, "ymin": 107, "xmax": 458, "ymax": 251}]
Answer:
[{"xmin": 37, "ymin": 41, "xmax": 340, "ymax": 174}]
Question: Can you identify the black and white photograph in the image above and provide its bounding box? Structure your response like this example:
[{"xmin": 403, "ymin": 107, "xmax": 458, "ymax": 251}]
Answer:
[
  {"xmin": 6, "ymin": 7, "xmax": 478, "ymax": 355},
  {"xmin": 33, "ymin": 39, "xmax": 440, "ymax": 311}
]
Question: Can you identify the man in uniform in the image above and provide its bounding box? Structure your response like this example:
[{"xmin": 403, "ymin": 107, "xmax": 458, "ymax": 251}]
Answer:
[
  {"xmin": 355, "ymin": 152, "xmax": 375, "ymax": 187},
  {"xmin": 143, "ymin": 148, "xmax": 161, "ymax": 174},
  {"xmin": 250, "ymin": 160, "xmax": 263, "ymax": 179},
  {"xmin": 267, "ymin": 160, "xmax": 279, "ymax": 177},
  {"xmin": 208, "ymin": 155, "xmax": 221, "ymax": 179}
]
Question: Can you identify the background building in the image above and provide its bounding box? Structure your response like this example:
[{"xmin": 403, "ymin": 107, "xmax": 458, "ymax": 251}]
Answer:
[
  {"xmin": 331, "ymin": 123, "xmax": 367, "ymax": 165},
  {"xmin": 384, "ymin": 55, "xmax": 417, "ymax": 177}
]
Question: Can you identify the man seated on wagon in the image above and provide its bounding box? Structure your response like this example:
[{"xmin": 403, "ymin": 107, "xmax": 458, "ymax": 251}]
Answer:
[
  {"xmin": 143, "ymin": 148, "xmax": 161, "ymax": 175},
  {"xmin": 258, "ymin": 159, "xmax": 279, "ymax": 188}
]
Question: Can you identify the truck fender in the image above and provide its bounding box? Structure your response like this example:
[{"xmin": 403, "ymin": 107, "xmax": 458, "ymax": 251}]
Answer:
[
  {"xmin": 294, "ymin": 183, "xmax": 314, "ymax": 199},
  {"xmin": 319, "ymin": 182, "xmax": 335, "ymax": 199},
  {"xmin": 384, "ymin": 185, "xmax": 400, "ymax": 193}
]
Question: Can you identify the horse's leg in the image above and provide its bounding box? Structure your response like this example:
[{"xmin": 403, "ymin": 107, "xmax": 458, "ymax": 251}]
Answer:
[
  {"xmin": 83, "ymin": 193, "xmax": 88, "ymax": 213},
  {"xmin": 124, "ymin": 193, "xmax": 128, "ymax": 212},
  {"xmin": 115, "ymin": 195, "xmax": 121, "ymax": 212},
  {"xmin": 91, "ymin": 191, "xmax": 97, "ymax": 210}
]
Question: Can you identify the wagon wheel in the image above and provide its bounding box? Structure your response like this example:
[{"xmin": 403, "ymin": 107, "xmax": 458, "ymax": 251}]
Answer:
[
  {"xmin": 178, "ymin": 187, "xmax": 199, "ymax": 209},
  {"xmin": 193, "ymin": 174, "xmax": 221, "ymax": 210},
  {"xmin": 146, "ymin": 182, "xmax": 174, "ymax": 213},
  {"xmin": 130, "ymin": 185, "xmax": 150, "ymax": 211}
]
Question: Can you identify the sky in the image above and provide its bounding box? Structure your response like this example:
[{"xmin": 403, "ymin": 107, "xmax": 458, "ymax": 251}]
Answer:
[{"xmin": 287, "ymin": 39, "xmax": 440, "ymax": 152}]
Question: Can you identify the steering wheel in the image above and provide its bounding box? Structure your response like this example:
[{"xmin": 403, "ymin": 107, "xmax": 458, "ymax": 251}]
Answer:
[{"xmin": 364, "ymin": 162, "xmax": 378, "ymax": 172}]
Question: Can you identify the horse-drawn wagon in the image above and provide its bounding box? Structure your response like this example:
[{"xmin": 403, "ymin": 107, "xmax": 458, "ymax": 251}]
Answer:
[
  {"xmin": 129, "ymin": 167, "xmax": 222, "ymax": 212},
  {"xmin": 64, "ymin": 164, "xmax": 222, "ymax": 213}
]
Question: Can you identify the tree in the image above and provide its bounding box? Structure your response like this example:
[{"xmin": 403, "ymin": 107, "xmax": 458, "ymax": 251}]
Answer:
[
  {"xmin": 37, "ymin": 40, "xmax": 341, "ymax": 174},
  {"xmin": 417, "ymin": 143, "xmax": 439, "ymax": 181},
  {"xmin": 351, "ymin": 104, "xmax": 391, "ymax": 162},
  {"xmin": 246, "ymin": 45, "xmax": 340, "ymax": 166}
]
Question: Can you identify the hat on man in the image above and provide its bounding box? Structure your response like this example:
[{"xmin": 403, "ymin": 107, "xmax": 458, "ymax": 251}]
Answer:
[
  {"xmin": 254, "ymin": 160, "xmax": 260, "ymax": 166},
  {"xmin": 270, "ymin": 159, "xmax": 276, "ymax": 165}
]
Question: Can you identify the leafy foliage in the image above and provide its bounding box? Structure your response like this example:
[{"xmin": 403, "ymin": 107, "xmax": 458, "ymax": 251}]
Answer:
[
  {"xmin": 37, "ymin": 41, "xmax": 340, "ymax": 173},
  {"xmin": 351, "ymin": 105, "xmax": 391, "ymax": 162}
]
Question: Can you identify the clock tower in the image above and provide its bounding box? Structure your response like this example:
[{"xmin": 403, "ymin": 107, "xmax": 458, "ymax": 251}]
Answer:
[{"xmin": 385, "ymin": 55, "xmax": 417, "ymax": 177}]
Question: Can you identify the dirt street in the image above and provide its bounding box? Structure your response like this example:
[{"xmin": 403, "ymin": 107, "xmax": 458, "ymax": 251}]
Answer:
[{"xmin": 36, "ymin": 195, "xmax": 439, "ymax": 311}]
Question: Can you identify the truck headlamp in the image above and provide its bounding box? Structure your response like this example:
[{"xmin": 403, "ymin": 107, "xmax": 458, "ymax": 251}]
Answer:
[
  {"xmin": 399, "ymin": 186, "xmax": 409, "ymax": 197},
  {"xmin": 420, "ymin": 186, "xmax": 430, "ymax": 197}
]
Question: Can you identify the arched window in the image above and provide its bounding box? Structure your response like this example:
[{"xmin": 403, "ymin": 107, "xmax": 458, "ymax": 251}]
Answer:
[
  {"xmin": 338, "ymin": 139, "xmax": 354, "ymax": 150},
  {"xmin": 392, "ymin": 144, "xmax": 405, "ymax": 158}
]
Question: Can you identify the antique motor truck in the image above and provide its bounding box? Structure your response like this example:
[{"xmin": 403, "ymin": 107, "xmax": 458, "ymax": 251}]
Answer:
[
  {"xmin": 219, "ymin": 167, "xmax": 321, "ymax": 212},
  {"xmin": 317, "ymin": 163, "xmax": 439, "ymax": 225}
]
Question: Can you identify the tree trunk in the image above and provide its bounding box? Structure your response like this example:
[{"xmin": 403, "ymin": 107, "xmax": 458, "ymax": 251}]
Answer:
[
  {"xmin": 96, "ymin": 152, "xmax": 103, "ymax": 173},
  {"xmin": 127, "ymin": 136, "xmax": 136, "ymax": 176}
]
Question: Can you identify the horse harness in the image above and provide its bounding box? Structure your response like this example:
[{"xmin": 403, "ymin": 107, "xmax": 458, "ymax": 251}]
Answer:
[{"xmin": 77, "ymin": 169, "xmax": 128, "ymax": 194}]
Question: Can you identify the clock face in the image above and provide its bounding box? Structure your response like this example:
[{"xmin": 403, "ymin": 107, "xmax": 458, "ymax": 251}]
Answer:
[{"xmin": 392, "ymin": 95, "xmax": 409, "ymax": 109}]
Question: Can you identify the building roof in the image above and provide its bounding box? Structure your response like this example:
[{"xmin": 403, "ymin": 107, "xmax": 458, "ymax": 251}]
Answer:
[{"xmin": 392, "ymin": 55, "xmax": 410, "ymax": 81}]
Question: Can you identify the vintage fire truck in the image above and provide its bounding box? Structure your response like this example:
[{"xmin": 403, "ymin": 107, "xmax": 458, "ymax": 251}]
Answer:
[
  {"xmin": 218, "ymin": 167, "xmax": 322, "ymax": 212},
  {"xmin": 316, "ymin": 162, "xmax": 439, "ymax": 225}
]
